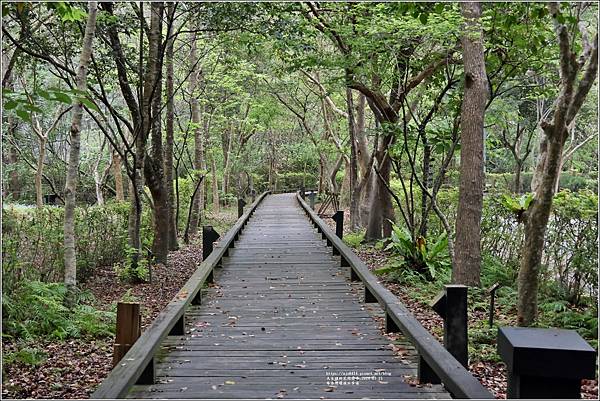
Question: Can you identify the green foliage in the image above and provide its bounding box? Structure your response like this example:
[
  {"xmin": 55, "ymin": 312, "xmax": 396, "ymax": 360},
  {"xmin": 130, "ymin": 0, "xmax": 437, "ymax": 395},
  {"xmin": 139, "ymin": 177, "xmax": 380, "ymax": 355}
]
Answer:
[
  {"xmin": 2, "ymin": 87, "xmax": 97, "ymax": 123},
  {"xmin": 47, "ymin": 2, "xmax": 87, "ymax": 22},
  {"xmin": 375, "ymin": 222, "xmax": 450, "ymax": 280},
  {"xmin": 1, "ymin": 202, "xmax": 151, "ymax": 293},
  {"xmin": 113, "ymin": 246, "xmax": 150, "ymax": 283},
  {"xmin": 2, "ymin": 281, "xmax": 115, "ymax": 341},
  {"xmin": 3, "ymin": 347, "xmax": 47, "ymax": 367},
  {"xmin": 500, "ymin": 192, "xmax": 534, "ymax": 222},
  {"xmin": 343, "ymin": 231, "xmax": 365, "ymax": 248}
]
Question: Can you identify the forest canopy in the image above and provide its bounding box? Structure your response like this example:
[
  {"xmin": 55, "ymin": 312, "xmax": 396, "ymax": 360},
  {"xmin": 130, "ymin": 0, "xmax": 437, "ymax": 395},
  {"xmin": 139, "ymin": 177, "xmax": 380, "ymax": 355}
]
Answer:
[{"xmin": 1, "ymin": 2, "xmax": 598, "ymax": 398}]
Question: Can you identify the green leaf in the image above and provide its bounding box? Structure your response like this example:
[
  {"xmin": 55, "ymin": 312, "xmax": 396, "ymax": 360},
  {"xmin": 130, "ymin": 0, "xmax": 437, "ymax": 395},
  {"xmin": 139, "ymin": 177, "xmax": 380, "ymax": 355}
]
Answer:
[
  {"xmin": 16, "ymin": 108, "xmax": 31, "ymax": 122},
  {"xmin": 36, "ymin": 89, "xmax": 51, "ymax": 100},
  {"xmin": 419, "ymin": 13, "xmax": 428, "ymax": 25},
  {"xmin": 53, "ymin": 92, "xmax": 72, "ymax": 104},
  {"xmin": 22, "ymin": 103, "xmax": 43, "ymax": 113},
  {"xmin": 79, "ymin": 97, "xmax": 100, "ymax": 112},
  {"xmin": 4, "ymin": 100, "xmax": 18, "ymax": 110}
]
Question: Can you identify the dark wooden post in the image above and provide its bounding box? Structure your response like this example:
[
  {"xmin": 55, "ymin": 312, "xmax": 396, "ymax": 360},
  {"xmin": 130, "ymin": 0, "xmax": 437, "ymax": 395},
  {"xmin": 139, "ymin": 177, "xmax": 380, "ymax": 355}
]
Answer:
[
  {"xmin": 113, "ymin": 302, "xmax": 141, "ymax": 367},
  {"xmin": 308, "ymin": 191, "xmax": 316, "ymax": 209},
  {"xmin": 202, "ymin": 225, "xmax": 220, "ymax": 261},
  {"xmin": 333, "ymin": 210, "xmax": 344, "ymax": 239},
  {"xmin": 498, "ymin": 327, "xmax": 596, "ymax": 398},
  {"xmin": 237, "ymin": 198, "xmax": 246, "ymax": 218},
  {"xmin": 430, "ymin": 285, "xmax": 469, "ymax": 368},
  {"xmin": 300, "ymin": 186, "xmax": 305, "ymax": 199},
  {"xmin": 487, "ymin": 282, "xmax": 500, "ymax": 328}
]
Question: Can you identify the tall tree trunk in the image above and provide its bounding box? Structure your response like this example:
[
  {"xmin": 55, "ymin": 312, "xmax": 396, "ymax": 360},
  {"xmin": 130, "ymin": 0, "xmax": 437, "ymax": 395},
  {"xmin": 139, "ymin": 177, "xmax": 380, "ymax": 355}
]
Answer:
[
  {"xmin": 365, "ymin": 135, "xmax": 394, "ymax": 240},
  {"xmin": 518, "ymin": 3, "xmax": 598, "ymax": 326},
  {"xmin": 188, "ymin": 30, "xmax": 203, "ymax": 234},
  {"xmin": 419, "ymin": 136, "xmax": 432, "ymax": 237},
  {"xmin": 145, "ymin": 3, "xmax": 168, "ymax": 264},
  {"xmin": 64, "ymin": 1, "xmax": 98, "ymax": 306},
  {"xmin": 452, "ymin": 2, "xmax": 488, "ymax": 286},
  {"xmin": 164, "ymin": 6, "xmax": 178, "ymax": 250},
  {"xmin": 347, "ymin": 87, "xmax": 360, "ymax": 229},
  {"xmin": 222, "ymin": 128, "xmax": 233, "ymax": 201},
  {"xmin": 112, "ymin": 149, "xmax": 124, "ymax": 201},
  {"xmin": 514, "ymin": 161, "xmax": 523, "ymax": 193},
  {"xmin": 211, "ymin": 154, "xmax": 219, "ymax": 212},
  {"xmin": 35, "ymin": 136, "xmax": 47, "ymax": 208},
  {"xmin": 93, "ymin": 137, "xmax": 107, "ymax": 205}
]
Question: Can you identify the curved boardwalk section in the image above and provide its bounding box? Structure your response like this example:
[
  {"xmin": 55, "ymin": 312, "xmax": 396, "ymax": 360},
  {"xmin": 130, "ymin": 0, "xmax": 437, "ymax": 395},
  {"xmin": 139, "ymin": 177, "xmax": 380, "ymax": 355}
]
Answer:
[{"xmin": 129, "ymin": 193, "xmax": 449, "ymax": 399}]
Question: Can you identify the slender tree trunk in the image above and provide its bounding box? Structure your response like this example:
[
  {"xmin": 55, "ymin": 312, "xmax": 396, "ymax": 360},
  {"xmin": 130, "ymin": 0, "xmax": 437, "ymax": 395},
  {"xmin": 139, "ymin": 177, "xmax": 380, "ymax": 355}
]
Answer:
[
  {"xmin": 222, "ymin": 128, "xmax": 233, "ymax": 200},
  {"xmin": 452, "ymin": 2, "xmax": 488, "ymax": 286},
  {"xmin": 347, "ymin": 87, "xmax": 360, "ymax": 229},
  {"xmin": 112, "ymin": 149, "xmax": 124, "ymax": 201},
  {"xmin": 211, "ymin": 154, "xmax": 219, "ymax": 212},
  {"xmin": 518, "ymin": 3, "xmax": 598, "ymax": 325},
  {"xmin": 365, "ymin": 135, "xmax": 394, "ymax": 240},
  {"xmin": 518, "ymin": 132, "xmax": 563, "ymax": 324},
  {"xmin": 164, "ymin": 9, "xmax": 178, "ymax": 250},
  {"xmin": 514, "ymin": 161, "xmax": 523, "ymax": 193},
  {"xmin": 93, "ymin": 137, "xmax": 106, "ymax": 205},
  {"xmin": 35, "ymin": 136, "xmax": 47, "ymax": 208},
  {"xmin": 64, "ymin": 1, "xmax": 98, "ymax": 307},
  {"xmin": 189, "ymin": 30, "xmax": 204, "ymax": 233},
  {"xmin": 146, "ymin": 3, "xmax": 168, "ymax": 264},
  {"xmin": 420, "ymin": 136, "xmax": 431, "ymax": 237}
]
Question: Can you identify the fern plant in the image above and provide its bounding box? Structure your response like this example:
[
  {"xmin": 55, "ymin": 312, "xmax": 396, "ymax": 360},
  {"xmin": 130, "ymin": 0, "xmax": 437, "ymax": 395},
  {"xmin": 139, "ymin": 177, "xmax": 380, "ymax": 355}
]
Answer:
[
  {"xmin": 375, "ymin": 223, "xmax": 450, "ymax": 280},
  {"xmin": 500, "ymin": 192, "xmax": 534, "ymax": 223}
]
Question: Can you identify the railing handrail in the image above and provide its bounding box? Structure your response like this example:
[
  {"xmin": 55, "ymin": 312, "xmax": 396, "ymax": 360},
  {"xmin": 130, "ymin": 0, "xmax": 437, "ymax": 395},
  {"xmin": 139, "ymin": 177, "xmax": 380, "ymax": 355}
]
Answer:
[
  {"xmin": 296, "ymin": 193, "xmax": 494, "ymax": 399},
  {"xmin": 92, "ymin": 191, "xmax": 270, "ymax": 399}
]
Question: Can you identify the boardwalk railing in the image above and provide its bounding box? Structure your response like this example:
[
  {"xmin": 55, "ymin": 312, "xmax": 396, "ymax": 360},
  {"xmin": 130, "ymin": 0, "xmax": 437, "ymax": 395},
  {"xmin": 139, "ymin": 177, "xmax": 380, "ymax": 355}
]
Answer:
[
  {"xmin": 296, "ymin": 193, "xmax": 494, "ymax": 399},
  {"xmin": 92, "ymin": 191, "xmax": 270, "ymax": 399}
]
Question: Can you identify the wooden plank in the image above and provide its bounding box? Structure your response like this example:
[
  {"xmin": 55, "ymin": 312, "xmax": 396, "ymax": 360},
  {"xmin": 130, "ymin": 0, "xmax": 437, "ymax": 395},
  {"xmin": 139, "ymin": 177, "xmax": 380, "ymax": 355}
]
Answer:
[
  {"xmin": 296, "ymin": 193, "xmax": 493, "ymax": 399},
  {"xmin": 92, "ymin": 192, "xmax": 270, "ymax": 398},
  {"xmin": 105, "ymin": 193, "xmax": 454, "ymax": 399}
]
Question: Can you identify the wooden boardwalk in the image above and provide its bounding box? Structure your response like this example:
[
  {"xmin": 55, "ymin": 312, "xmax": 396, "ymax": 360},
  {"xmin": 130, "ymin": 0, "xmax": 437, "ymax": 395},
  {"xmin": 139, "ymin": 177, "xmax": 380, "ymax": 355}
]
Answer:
[{"xmin": 128, "ymin": 194, "xmax": 449, "ymax": 399}]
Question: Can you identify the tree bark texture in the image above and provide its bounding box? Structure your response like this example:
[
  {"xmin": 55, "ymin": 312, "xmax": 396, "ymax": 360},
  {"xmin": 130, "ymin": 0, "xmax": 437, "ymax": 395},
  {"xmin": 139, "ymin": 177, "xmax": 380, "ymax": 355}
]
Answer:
[
  {"xmin": 188, "ymin": 30, "xmax": 204, "ymax": 234},
  {"xmin": 452, "ymin": 2, "xmax": 488, "ymax": 287},
  {"xmin": 518, "ymin": 3, "xmax": 598, "ymax": 326},
  {"xmin": 164, "ymin": 7, "xmax": 178, "ymax": 250},
  {"xmin": 63, "ymin": 1, "xmax": 98, "ymax": 305}
]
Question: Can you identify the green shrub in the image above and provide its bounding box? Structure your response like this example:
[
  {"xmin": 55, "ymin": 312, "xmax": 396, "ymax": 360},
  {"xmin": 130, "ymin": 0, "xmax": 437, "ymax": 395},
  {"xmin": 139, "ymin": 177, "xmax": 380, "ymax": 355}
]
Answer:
[
  {"xmin": 3, "ymin": 347, "xmax": 47, "ymax": 367},
  {"xmin": 2, "ymin": 202, "xmax": 153, "ymax": 293},
  {"xmin": 113, "ymin": 246, "xmax": 151, "ymax": 283},
  {"xmin": 2, "ymin": 281, "xmax": 115, "ymax": 341},
  {"xmin": 375, "ymin": 222, "xmax": 450, "ymax": 280},
  {"xmin": 343, "ymin": 231, "xmax": 365, "ymax": 248}
]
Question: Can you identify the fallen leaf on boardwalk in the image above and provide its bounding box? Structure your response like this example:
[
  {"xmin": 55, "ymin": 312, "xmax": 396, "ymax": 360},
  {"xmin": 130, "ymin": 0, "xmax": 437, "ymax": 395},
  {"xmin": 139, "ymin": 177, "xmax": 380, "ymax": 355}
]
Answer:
[
  {"xmin": 211, "ymin": 385, "xmax": 218, "ymax": 390},
  {"xmin": 294, "ymin": 364, "xmax": 306, "ymax": 368},
  {"xmin": 323, "ymin": 387, "xmax": 336, "ymax": 392},
  {"xmin": 224, "ymin": 380, "xmax": 236, "ymax": 385}
]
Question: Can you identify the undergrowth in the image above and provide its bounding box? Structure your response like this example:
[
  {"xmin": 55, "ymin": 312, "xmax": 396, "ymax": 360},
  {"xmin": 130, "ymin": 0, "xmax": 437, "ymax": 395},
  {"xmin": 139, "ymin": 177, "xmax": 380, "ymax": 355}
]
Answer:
[
  {"xmin": 2, "ymin": 281, "xmax": 115, "ymax": 342},
  {"xmin": 343, "ymin": 229, "xmax": 598, "ymax": 364}
]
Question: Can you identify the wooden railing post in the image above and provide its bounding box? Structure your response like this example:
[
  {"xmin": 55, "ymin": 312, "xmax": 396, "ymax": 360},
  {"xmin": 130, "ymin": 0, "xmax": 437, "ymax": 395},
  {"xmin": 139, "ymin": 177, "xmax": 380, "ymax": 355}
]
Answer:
[
  {"xmin": 237, "ymin": 198, "xmax": 246, "ymax": 218},
  {"xmin": 114, "ymin": 302, "xmax": 154, "ymax": 384},
  {"xmin": 202, "ymin": 225, "xmax": 220, "ymax": 261},
  {"xmin": 113, "ymin": 302, "xmax": 141, "ymax": 367},
  {"xmin": 431, "ymin": 285, "xmax": 469, "ymax": 368},
  {"xmin": 308, "ymin": 191, "xmax": 316, "ymax": 209},
  {"xmin": 333, "ymin": 210, "xmax": 344, "ymax": 239}
]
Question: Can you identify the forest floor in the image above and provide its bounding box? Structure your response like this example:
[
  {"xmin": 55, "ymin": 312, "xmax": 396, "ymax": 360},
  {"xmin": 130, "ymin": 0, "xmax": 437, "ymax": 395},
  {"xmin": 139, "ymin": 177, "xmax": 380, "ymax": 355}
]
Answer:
[
  {"xmin": 1, "ymin": 209, "xmax": 237, "ymax": 399},
  {"xmin": 322, "ymin": 207, "xmax": 598, "ymax": 400}
]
